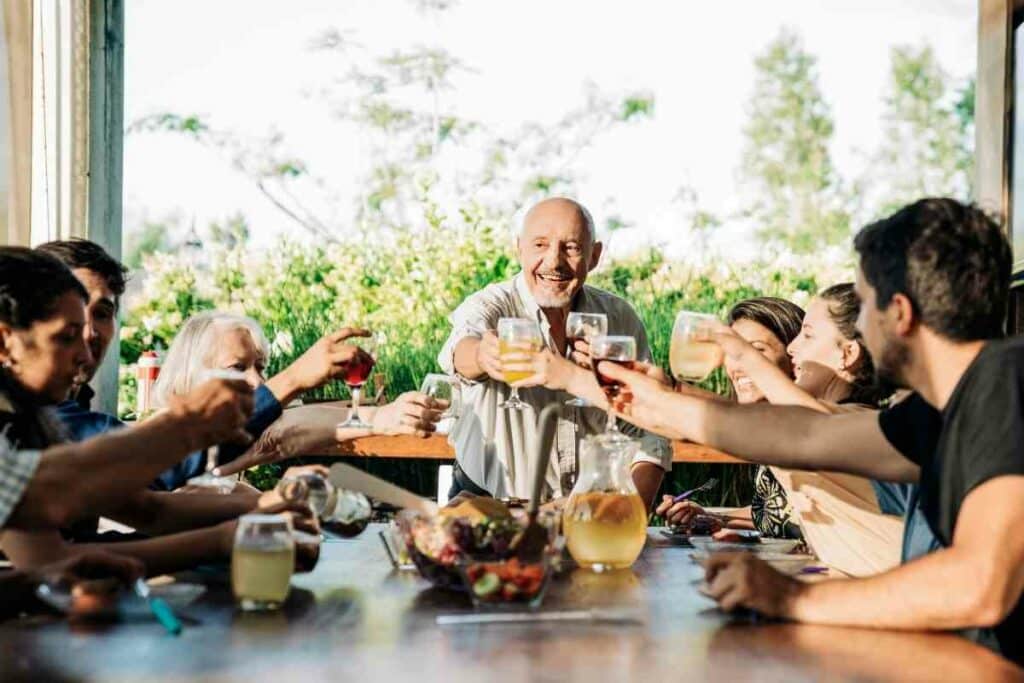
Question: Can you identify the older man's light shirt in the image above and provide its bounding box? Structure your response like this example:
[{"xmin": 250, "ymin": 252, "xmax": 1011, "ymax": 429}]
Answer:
[{"xmin": 439, "ymin": 273, "xmax": 672, "ymax": 499}]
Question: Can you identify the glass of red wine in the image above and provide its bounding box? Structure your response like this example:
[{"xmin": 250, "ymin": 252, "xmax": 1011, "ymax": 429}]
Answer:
[
  {"xmin": 338, "ymin": 335, "xmax": 378, "ymax": 430},
  {"xmin": 590, "ymin": 335, "xmax": 636, "ymax": 440}
]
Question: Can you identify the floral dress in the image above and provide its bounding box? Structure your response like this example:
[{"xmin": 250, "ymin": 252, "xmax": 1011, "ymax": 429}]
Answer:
[{"xmin": 750, "ymin": 465, "xmax": 803, "ymax": 540}]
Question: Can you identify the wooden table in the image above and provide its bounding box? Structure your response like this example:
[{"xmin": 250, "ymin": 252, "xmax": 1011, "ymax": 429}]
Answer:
[
  {"xmin": 336, "ymin": 434, "xmax": 746, "ymax": 464},
  {"xmin": 1, "ymin": 526, "xmax": 1017, "ymax": 682}
]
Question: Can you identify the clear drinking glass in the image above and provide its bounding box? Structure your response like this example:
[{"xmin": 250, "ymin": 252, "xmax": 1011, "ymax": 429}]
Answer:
[
  {"xmin": 419, "ymin": 373, "xmax": 460, "ymax": 419},
  {"xmin": 669, "ymin": 311, "xmax": 724, "ymax": 383},
  {"xmin": 276, "ymin": 471, "xmax": 336, "ymax": 519},
  {"xmin": 338, "ymin": 335, "xmax": 378, "ymax": 430},
  {"xmin": 564, "ymin": 312, "xmax": 608, "ymax": 408},
  {"xmin": 231, "ymin": 514, "xmax": 295, "ymax": 611},
  {"xmin": 590, "ymin": 335, "xmax": 637, "ymax": 439},
  {"xmin": 497, "ymin": 317, "xmax": 543, "ymax": 410},
  {"xmin": 186, "ymin": 368, "xmax": 249, "ymax": 492}
]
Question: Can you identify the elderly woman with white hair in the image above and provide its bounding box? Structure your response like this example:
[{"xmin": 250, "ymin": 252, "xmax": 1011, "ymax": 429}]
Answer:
[{"xmin": 151, "ymin": 311, "xmax": 444, "ymax": 489}]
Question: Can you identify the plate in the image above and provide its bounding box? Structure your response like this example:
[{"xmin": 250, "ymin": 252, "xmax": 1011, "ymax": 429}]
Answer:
[
  {"xmin": 36, "ymin": 581, "xmax": 206, "ymax": 618},
  {"xmin": 688, "ymin": 536, "xmax": 802, "ymax": 555}
]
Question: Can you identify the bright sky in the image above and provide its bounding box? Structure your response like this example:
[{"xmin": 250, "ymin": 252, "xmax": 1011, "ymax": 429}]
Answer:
[{"xmin": 124, "ymin": 0, "xmax": 977, "ymax": 258}]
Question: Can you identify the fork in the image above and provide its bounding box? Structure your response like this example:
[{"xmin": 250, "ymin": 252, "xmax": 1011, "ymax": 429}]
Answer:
[{"xmin": 671, "ymin": 477, "xmax": 719, "ymax": 504}]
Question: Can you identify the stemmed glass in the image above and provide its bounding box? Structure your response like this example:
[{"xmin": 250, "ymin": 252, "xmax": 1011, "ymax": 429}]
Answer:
[
  {"xmin": 564, "ymin": 312, "xmax": 608, "ymax": 408},
  {"xmin": 669, "ymin": 311, "xmax": 724, "ymax": 383},
  {"xmin": 590, "ymin": 335, "xmax": 637, "ymax": 440},
  {"xmin": 186, "ymin": 368, "xmax": 248, "ymax": 492},
  {"xmin": 497, "ymin": 317, "xmax": 543, "ymax": 411},
  {"xmin": 419, "ymin": 374, "xmax": 460, "ymax": 432},
  {"xmin": 338, "ymin": 335, "xmax": 377, "ymax": 429}
]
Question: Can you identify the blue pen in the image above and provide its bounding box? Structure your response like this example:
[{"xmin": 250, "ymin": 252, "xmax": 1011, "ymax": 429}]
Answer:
[{"xmin": 134, "ymin": 578, "xmax": 183, "ymax": 636}]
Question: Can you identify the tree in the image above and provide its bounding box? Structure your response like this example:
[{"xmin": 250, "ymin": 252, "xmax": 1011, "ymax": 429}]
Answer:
[
  {"xmin": 867, "ymin": 45, "xmax": 974, "ymax": 216},
  {"xmin": 128, "ymin": 1, "xmax": 656, "ymax": 244},
  {"xmin": 739, "ymin": 29, "xmax": 851, "ymax": 253}
]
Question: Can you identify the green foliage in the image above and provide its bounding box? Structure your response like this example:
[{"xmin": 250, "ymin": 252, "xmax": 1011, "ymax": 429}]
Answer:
[{"xmin": 119, "ymin": 203, "xmax": 850, "ymax": 502}]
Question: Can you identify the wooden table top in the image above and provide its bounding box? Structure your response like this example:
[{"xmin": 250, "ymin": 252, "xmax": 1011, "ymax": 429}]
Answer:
[
  {"xmin": 1, "ymin": 526, "xmax": 1017, "ymax": 682},
  {"xmin": 337, "ymin": 434, "xmax": 746, "ymax": 464}
]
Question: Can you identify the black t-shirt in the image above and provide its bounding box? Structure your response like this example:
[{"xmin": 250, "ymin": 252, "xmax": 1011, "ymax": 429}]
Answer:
[{"xmin": 879, "ymin": 337, "xmax": 1024, "ymax": 663}]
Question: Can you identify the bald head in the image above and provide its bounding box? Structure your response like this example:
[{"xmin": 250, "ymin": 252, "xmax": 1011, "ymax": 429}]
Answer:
[
  {"xmin": 516, "ymin": 197, "xmax": 602, "ymax": 309},
  {"xmin": 519, "ymin": 197, "xmax": 596, "ymax": 245}
]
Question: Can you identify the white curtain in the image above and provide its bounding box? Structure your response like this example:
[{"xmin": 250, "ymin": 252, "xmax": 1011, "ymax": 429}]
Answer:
[{"xmin": 2, "ymin": 0, "xmax": 32, "ymax": 246}]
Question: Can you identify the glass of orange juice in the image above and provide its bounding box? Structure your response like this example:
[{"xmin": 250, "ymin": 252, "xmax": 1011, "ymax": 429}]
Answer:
[{"xmin": 497, "ymin": 317, "xmax": 543, "ymax": 410}]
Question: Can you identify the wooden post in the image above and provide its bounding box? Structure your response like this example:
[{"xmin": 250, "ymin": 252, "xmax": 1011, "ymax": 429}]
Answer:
[{"xmin": 86, "ymin": 0, "xmax": 123, "ymax": 414}]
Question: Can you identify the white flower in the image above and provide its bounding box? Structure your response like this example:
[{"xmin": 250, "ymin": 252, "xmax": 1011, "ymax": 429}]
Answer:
[
  {"xmin": 791, "ymin": 290, "xmax": 811, "ymax": 306},
  {"xmin": 272, "ymin": 331, "xmax": 295, "ymax": 357},
  {"xmin": 142, "ymin": 315, "xmax": 161, "ymax": 332}
]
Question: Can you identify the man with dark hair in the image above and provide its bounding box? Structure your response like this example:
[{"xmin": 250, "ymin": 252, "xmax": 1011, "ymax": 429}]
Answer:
[
  {"xmin": 597, "ymin": 198, "xmax": 1024, "ymax": 664},
  {"xmin": 37, "ymin": 239, "xmax": 129, "ymax": 406}
]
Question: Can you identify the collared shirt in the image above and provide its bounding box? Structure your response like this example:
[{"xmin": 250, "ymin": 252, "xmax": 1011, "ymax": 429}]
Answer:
[
  {"xmin": 438, "ymin": 273, "xmax": 672, "ymax": 499},
  {"xmin": 56, "ymin": 384, "xmax": 284, "ymax": 492},
  {"xmin": 0, "ymin": 440, "xmax": 40, "ymax": 529}
]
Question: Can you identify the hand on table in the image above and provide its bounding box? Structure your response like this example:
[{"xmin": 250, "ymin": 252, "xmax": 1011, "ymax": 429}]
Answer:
[
  {"xmin": 370, "ymin": 392, "xmax": 447, "ymax": 437},
  {"xmin": 701, "ymin": 553, "xmax": 802, "ymax": 618},
  {"xmin": 33, "ymin": 551, "xmax": 145, "ymax": 588},
  {"xmin": 656, "ymin": 496, "xmax": 706, "ymax": 526}
]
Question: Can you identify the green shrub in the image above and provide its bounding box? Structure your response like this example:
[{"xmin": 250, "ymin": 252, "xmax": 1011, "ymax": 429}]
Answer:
[{"xmin": 120, "ymin": 223, "xmax": 852, "ymax": 506}]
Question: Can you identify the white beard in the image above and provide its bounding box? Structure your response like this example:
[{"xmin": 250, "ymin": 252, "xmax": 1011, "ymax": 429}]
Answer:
[{"xmin": 533, "ymin": 290, "xmax": 573, "ymax": 308}]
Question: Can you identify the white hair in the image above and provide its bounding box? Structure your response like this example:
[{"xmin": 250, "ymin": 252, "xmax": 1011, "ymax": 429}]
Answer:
[
  {"xmin": 152, "ymin": 311, "xmax": 270, "ymax": 409},
  {"xmin": 514, "ymin": 197, "xmax": 597, "ymax": 244}
]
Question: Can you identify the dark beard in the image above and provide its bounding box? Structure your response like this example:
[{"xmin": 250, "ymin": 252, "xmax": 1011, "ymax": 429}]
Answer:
[{"xmin": 874, "ymin": 337, "xmax": 911, "ymax": 390}]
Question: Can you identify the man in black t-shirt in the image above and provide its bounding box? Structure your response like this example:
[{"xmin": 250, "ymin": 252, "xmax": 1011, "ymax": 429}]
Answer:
[{"xmin": 596, "ymin": 198, "xmax": 1024, "ymax": 664}]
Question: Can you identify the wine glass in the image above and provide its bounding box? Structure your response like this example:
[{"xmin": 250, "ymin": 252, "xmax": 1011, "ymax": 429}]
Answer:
[
  {"xmin": 669, "ymin": 311, "xmax": 724, "ymax": 383},
  {"xmin": 338, "ymin": 334, "xmax": 378, "ymax": 429},
  {"xmin": 419, "ymin": 373, "xmax": 460, "ymax": 419},
  {"xmin": 590, "ymin": 335, "xmax": 637, "ymax": 440},
  {"xmin": 497, "ymin": 318, "xmax": 543, "ymax": 410},
  {"xmin": 185, "ymin": 368, "xmax": 249, "ymax": 492},
  {"xmin": 564, "ymin": 312, "xmax": 608, "ymax": 408},
  {"xmin": 231, "ymin": 514, "xmax": 295, "ymax": 612}
]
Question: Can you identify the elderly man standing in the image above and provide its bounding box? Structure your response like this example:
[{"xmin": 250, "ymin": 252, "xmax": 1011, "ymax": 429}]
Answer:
[{"xmin": 439, "ymin": 197, "xmax": 671, "ymax": 509}]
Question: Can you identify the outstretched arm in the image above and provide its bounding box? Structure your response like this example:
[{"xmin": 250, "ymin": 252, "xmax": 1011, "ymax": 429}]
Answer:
[
  {"xmin": 599, "ymin": 361, "xmax": 918, "ymax": 483},
  {"xmin": 7, "ymin": 380, "xmax": 254, "ymax": 531}
]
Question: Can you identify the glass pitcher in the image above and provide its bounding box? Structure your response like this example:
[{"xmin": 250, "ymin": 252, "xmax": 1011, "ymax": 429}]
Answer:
[{"xmin": 563, "ymin": 435, "xmax": 648, "ymax": 572}]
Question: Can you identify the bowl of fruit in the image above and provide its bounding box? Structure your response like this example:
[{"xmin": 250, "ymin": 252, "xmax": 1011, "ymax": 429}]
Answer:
[
  {"xmin": 459, "ymin": 558, "xmax": 550, "ymax": 608},
  {"xmin": 396, "ymin": 497, "xmax": 544, "ymax": 591}
]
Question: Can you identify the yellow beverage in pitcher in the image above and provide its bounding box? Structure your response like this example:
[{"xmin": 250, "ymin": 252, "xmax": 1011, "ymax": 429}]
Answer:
[
  {"xmin": 563, "ymin": 491, "xmax": 647, "ymax": 570},
  {"xmin": 500, "ymin": 339, "xmax": 541, "ymax": 384}
]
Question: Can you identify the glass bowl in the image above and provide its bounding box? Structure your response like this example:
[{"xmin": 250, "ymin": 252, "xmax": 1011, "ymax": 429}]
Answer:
[
  {"xmin": 458, "ymin": 557, "xmax": 551, "ymax": 609},
  {"xmin": 395, "ymin": 508, "xmax": 560, "ymax": 592}
]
